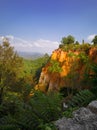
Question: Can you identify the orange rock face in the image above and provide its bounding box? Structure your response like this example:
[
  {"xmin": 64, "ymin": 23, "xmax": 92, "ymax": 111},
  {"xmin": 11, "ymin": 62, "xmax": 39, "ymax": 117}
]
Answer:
[{"xmin": 37, "ymin": 47, "xmax": 97, "ymax": 92}]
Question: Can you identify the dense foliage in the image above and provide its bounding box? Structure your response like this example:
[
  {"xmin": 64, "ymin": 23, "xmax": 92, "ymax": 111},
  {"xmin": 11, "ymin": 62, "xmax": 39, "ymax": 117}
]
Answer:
[
  {"xmin": 0, "ymin": 91, "xmax": 62, "ymax": 130},
  {"xmin": 61, "ymin": 35, "xmax": 75, "ymax": 45},
  {"xmin": 48, "ymin": 60, "xmax": 62, "ymax": 73},
  {"xmin": 0, "ymin": 39, "xmax": 23, "ymax": 104}
]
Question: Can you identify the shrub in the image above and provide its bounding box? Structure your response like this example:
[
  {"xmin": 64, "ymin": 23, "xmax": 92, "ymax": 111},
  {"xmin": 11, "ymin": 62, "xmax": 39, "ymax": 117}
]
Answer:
[
  {"xmin": 0, "ymin": 91, "xmax": 62, "ymax": 130},
  {"xmin": 67, "ymin": 89, "xmax": 96, "ymax": 107}
]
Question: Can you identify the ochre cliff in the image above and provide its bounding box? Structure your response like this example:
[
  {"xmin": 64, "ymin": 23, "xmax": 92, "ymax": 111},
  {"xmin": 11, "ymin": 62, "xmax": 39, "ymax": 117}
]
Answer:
[{"xmin": 36, "ymin": 46, "xmax": 97, "ymax": 92}]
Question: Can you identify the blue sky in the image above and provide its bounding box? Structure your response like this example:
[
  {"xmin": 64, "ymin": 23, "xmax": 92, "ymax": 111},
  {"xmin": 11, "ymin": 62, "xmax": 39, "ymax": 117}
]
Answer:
[{"xmin": 0, "ymin": 0, "xmax": 97, "ymax": 54}]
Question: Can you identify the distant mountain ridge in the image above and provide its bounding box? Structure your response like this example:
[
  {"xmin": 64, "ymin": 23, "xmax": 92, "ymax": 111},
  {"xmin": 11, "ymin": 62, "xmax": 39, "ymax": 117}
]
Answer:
[{"xmin": 18, "ymin": 51, "xmax": 44, "ymax": 59}]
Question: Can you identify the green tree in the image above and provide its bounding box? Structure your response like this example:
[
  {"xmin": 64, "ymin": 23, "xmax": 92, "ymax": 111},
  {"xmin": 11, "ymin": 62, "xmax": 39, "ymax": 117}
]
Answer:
[
  {"xmin": 0, "ymin": 38, "xmax": 23, "ymax": 104},
  {"xmin": 92, "ymin": 35, "xmax": 97, "ymax": 45},
  {"xmin": 82, "ymin": 39, "xmax": 84, "ymax": 44},
  {"xmin": 61, "ymin": 35, "xmax": 75, "ymax": 45},
  {"xmin": 75, "ymin": 41, "xmax": 79, "ymax": 45}
]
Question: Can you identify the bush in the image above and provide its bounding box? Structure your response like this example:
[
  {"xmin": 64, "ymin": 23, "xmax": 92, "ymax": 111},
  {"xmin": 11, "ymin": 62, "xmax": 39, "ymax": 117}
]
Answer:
[
  {"xmin": 63, "ymin": 107, "xmax": 79, "ymax": 118},
  {"xmin": 0, "ymin": 91, "xmax": 62, "ymax": 130},
  {"xmin": 67, "ymin": 89, "xmax": 96, "ymax": 107}
]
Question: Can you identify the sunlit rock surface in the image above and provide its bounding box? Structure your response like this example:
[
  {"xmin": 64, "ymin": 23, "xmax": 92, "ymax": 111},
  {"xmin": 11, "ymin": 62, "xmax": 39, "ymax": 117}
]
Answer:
[{"xmin": 37, "ymin": 47, "xmax": 97, "ymax": 92}]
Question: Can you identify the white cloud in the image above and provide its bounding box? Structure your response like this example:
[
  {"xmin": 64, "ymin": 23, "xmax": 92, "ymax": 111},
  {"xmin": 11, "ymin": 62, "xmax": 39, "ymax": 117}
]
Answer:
[
  {"xmin": 87, "ymin": 34, "xmax": 96, "ymax": 42},
  {"xmin": 0, "ymin": 36, "xmax": 4, "ymax": 41},
  {"xmin": 0, "ymin": 35, "xmax": 60, "ymax": 54},
  {"xmin": 6, "ymin": 35, "xmax": 14, "ymax": 40}
]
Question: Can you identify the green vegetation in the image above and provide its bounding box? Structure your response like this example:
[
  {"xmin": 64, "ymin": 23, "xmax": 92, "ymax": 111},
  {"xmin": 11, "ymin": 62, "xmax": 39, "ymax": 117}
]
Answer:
[
  {"xmin": 63, "ymin": 107, "xmax": 79, "ymax": 118},
  {"xmin": 61, "ymin": 35, "xmax": 75, "ymax": 45},
  {"xmin": 67, "ymin": 89, "xmax": 96, "ymax": 107},
  {"xmin": 92, "ymin": 35, "xmax": 97, "ymax": 45},
  {"xmin": 48, "ymin": 60, "xmax": 62, "ymax": 73},
  {"xmin": 87, "ymin": 63, "xmax": 97, "ymax": 97},
  {"xmin": 22, "ymin": 53, "xmax": 49, "ymax": 76},
  {"xmin": 59, "ymin": 42, "xmax": 91, "ymax": 53},
  {"xmin": 22, "ymin": 53, "xmax": 49, "ymax": 85},
  {"xmin": 0, "ymin": 35, "xmax": 97, "ymax": 129},
  {"xmin": 0, "ymin": 40, "xmax": 23, "ymax": 104},
  {"xmin": 0, "ymin": 91, "xmax": 62, "ymax": 130}
]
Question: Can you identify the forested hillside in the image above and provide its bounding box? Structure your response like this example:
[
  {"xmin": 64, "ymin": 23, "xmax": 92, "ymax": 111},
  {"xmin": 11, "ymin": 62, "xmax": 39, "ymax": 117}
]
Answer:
[{"xmin": 0, "ymin": 35, "xmax": 97, "ymax": 130}]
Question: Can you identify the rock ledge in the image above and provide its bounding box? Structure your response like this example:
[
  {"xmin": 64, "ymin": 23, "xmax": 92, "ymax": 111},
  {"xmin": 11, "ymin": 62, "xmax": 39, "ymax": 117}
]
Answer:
[{"xmin": 55, "ymin": 100, "xmax": 97, "ymax": 130}]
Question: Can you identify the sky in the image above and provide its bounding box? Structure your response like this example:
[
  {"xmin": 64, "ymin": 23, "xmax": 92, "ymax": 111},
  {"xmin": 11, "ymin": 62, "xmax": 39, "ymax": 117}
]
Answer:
[{"xmin": 0, "ymin": 0, "xmax": 97, "ymax": 54}]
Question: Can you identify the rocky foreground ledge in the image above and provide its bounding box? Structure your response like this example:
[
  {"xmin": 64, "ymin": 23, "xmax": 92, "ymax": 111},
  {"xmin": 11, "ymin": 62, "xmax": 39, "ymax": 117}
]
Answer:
[{"xmin": 55, "ymin": 100, "xmax": 97, "ymax": 130}]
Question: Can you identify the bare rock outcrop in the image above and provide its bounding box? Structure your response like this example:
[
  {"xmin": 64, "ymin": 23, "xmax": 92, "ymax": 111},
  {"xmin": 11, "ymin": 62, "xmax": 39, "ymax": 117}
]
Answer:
[{"xmin": 55, "ymin": 100, "xmax": 97, "ymax": 130}]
